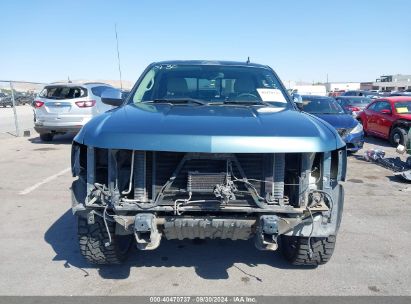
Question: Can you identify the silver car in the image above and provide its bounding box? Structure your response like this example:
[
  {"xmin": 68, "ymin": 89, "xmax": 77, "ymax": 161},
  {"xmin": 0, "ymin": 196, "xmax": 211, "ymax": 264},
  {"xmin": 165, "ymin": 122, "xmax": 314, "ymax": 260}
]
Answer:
[{"xmin": 33, "ymin": 82, "xmax": 116, "ymax": 141}]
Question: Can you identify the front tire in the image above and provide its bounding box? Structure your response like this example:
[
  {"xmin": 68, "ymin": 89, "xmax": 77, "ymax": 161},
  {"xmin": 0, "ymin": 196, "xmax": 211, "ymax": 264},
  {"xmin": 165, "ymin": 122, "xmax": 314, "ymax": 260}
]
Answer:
[
  {"xmin": 78, "ymin": 216, "xmax": 133, "ymax": 264},
  {"xmin": 281, "ymin": 235, "xmax": 336, "ymax": 266},
  {"xmin": 389, "ymin": 127, "xmax": 408, "ymax": 146}
]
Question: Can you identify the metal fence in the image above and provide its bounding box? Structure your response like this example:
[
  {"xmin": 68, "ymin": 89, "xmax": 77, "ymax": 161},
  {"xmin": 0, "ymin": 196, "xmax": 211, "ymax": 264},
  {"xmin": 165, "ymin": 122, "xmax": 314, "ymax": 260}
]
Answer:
[{"xmin": 0, "ymin": 80, "xmax": 45, "ymax": 137}]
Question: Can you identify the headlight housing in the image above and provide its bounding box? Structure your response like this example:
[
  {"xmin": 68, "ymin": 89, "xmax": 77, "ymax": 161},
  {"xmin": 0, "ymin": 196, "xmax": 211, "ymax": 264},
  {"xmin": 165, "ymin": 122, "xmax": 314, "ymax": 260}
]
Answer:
[{"xmin": 350, "ymin": 123, "xmax": 363, "ymax": 134}]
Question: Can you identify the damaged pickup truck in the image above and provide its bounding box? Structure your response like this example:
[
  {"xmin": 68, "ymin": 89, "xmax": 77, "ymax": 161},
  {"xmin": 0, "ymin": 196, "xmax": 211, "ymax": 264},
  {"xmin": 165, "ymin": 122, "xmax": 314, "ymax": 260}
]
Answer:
[{"xmin": 71, "ymin": 60, "xmax": 346, "ymax": 266}]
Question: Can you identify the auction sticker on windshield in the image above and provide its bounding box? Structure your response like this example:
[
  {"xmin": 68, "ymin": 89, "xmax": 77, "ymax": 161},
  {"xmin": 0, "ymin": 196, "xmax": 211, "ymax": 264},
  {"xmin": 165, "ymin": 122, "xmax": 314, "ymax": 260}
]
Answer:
[
  {"xmin": 257, "ymin": 88, "xmax": 287, "ymax": 103},
  {"xmin": 396, "ymin": 107, "xmax": 408, "ymax": 114}
]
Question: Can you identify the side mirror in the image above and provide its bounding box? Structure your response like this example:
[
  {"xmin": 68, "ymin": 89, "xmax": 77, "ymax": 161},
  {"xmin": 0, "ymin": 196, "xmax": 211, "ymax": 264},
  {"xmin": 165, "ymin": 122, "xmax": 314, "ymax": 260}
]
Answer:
[
  {"xmin": 380, "ymin": 109, "xmax": 391, "ymax": 115},
  {"xmin": 291, "ymin": 93, "xmax": 303, "ymax": 110},
  {"xmin": 101, "ymin": 88, "xmax": 123, "ymax": 106}
]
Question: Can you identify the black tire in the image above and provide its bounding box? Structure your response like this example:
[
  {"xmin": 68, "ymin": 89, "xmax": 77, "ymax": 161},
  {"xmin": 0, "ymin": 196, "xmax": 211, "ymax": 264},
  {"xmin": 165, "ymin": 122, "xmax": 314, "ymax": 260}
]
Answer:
[
  {"xmin": 281, "ymin": 235, "xmax": 336, "ymax": 266},
  {"xmin": 40, "ymin": 133, "xmax": 54, "ymax": 142},
  {"xmin": 78, "ymin": 215, "xmax": 133, "ymax": 264},
  {"xmin": 389, "ymin": 127, "xmax": 408, "ymax": 146}
]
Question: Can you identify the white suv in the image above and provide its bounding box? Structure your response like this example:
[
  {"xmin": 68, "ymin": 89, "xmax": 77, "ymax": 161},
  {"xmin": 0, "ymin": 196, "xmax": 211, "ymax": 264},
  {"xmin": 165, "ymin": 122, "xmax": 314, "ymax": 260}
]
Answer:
[{"xmin": 34, "ymin": 82, "xmax": 116, "ymax": 141}]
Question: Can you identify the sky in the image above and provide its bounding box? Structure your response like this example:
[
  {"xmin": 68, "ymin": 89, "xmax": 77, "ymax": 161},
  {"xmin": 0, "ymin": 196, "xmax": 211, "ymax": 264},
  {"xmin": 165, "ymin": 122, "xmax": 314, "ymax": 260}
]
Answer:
[{"xmin": 1, "ymin": 0, "xmax": 411, "ymax": 85}]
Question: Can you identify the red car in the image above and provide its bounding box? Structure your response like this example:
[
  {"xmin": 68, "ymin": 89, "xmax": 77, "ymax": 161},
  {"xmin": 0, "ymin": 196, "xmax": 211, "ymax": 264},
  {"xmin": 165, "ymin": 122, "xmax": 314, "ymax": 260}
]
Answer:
[
  {"xmin": 328, "ymin": 90, "xmax": 345, "ymax": 97},
  {"xmin": 358, "ymin": 96, "xmax": 411, "ymax": 146}
]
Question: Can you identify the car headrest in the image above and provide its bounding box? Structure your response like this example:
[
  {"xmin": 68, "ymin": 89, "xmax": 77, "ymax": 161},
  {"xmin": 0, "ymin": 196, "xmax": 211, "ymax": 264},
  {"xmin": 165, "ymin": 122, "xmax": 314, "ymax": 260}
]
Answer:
[
  {"xmin": 234, "ymin": 77, "xmax": 255, "ymax": 93},
  {"xmin": 167, "ymin": 78, "xmax": 188, "ymax": 95}
]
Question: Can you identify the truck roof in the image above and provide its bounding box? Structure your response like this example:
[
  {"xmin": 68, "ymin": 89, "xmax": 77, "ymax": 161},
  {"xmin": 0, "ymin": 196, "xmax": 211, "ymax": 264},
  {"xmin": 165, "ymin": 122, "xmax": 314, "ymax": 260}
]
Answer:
[{"xmin": 152, "ymin": 60, "xmax": 270, "ymax": 69}]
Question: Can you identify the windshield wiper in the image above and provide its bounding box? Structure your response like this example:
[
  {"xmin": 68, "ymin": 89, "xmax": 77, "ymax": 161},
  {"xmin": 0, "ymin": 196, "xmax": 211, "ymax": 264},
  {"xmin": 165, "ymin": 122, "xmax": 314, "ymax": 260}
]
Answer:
[
  {"xmin": 147, "ymin": 98, "xmax": 207, "ymax": 105},
  {"xmin": 213, "ymin": 100, "xmax": 275, "ymax": 107}
]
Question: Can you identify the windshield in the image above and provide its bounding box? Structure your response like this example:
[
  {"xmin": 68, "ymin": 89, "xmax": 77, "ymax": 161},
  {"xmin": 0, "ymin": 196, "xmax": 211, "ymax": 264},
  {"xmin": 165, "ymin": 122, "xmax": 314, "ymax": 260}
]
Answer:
[
  {"xmin": 344, "ymin": 98, "xmax": 372, "ymax": 105},
  {"xmin": 130, "ymin": 64, "xmax": 290, "ymax": 107},
  {"xmin": 394, "ymin": 101, "xmax": 411, "ymax": 114},
  {"xmin": 302, "ymin": 97, "xmax": 345, "ymax": 114}
]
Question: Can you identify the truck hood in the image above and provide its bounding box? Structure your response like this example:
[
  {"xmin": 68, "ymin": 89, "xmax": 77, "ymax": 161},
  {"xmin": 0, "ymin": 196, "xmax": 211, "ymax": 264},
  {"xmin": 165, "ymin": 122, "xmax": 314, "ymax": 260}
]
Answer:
[{"xmin": 74, "ymin": 103, "xmax": 345, "ymax": 153}]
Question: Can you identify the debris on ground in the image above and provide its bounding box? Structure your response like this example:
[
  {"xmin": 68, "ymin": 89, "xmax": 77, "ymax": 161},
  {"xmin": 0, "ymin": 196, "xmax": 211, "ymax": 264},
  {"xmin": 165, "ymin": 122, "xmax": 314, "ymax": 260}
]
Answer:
[{"xmin": 363, "ymin": 148, "xmax": 411, "ymax": 181}]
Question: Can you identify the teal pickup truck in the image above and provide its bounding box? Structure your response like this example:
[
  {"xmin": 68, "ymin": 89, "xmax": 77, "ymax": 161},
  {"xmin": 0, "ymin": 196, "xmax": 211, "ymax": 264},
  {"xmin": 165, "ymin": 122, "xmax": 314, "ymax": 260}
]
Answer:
[{"xmin": 71, "ymin": 60, "xmax": 347, "ymax": 267}]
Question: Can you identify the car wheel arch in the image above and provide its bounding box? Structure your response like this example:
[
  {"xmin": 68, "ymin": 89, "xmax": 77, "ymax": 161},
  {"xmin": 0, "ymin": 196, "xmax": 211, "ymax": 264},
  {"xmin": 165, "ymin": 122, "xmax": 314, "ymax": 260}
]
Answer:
[
  {"xmin": 389, "ymin": 126, "xmax": 408, "ymax": 146},
  {"xmin": 389, "ymin": 120, "xmax": 410, "ymax": 136}
]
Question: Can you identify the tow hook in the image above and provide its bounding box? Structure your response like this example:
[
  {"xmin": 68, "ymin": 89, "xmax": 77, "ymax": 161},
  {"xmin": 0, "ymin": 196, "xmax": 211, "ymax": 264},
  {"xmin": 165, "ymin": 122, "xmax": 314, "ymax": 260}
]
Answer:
[
  {"xmin": 255, "ymin": 215, "xmax": 279, "ymax": 251},
  {"xmin": 134, "ymin": 213, "xmax": 161, "ymax": 250}
]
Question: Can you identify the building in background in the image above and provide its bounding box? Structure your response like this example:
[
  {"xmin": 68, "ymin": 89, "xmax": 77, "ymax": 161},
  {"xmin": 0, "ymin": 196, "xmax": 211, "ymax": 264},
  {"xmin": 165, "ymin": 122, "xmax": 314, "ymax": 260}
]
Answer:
[
  {"xmin": 360, "ymin": 82, "xmax": 374, "ymax": 90},
  {"xmin": 372, "ymin": 74, "xmax": 411, "ymax": 92},
  {"xmin": 325, "ymin": 82, "xmax": 361, "ymax": 93},
  {"xmin": 285, "ymin": 74, "xmax": 411, "ymax": 95},
  {"xmin": 284, "ymin": 81, "xmax": 327, "ymax": 96},
  {"xmin": 292, "ymin": 85, "xmax": 327, "ymax": 96}
]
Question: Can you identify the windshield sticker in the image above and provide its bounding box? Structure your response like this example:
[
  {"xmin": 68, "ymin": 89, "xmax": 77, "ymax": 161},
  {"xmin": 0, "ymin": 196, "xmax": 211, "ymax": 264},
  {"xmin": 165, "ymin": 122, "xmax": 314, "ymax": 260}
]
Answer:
[
  {"xmin": 396, "ymin": 107, "xmax": 408, "ymax": 113},
  {"xmin": 154, "ymin": 64, "xmax": 177, "ymax": 70},
  {"xmin": 257, "ymin": 88, "xmax": 287, "ymax": 103}
]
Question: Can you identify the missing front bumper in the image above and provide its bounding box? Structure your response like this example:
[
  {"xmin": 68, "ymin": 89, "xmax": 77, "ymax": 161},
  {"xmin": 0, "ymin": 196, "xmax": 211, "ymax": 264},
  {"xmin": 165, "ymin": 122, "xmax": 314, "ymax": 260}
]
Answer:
[{"xmin": 111, "ymin": 213, "xmax": 318, "ymax": 251}]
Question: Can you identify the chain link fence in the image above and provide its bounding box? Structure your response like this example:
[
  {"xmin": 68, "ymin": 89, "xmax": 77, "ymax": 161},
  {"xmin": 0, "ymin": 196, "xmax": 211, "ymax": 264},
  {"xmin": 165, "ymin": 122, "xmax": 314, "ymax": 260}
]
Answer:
[{"xmin": 0, "ymin": 80, "xmax": 45, "ymax": 137}]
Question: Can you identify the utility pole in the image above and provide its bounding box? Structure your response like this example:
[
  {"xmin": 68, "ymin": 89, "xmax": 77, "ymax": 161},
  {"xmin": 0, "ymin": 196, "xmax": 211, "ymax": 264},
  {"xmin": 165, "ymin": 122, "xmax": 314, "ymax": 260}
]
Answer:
[{"xmin": 115, "ymin": 23, "xmax": 123, "ymax": 90}]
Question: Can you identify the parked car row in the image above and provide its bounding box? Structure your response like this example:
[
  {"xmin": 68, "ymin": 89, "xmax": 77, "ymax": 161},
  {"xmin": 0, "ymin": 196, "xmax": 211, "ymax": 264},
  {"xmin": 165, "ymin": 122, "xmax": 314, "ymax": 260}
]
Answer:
[
  {"xmin": 328, "ymin": 94, "xmax": 411, "ymax": 147},
  {"xmin": 335, "ymin": 96, "xmax": 372, "ymax": 118},
  {"xmin": 0, "ymin": 92, "xmax": 35, "ymax": 107},
  {"xmin": 298, "ymin": 95, "xmax": 364, "ymax": 152},
  {"xmin": 357, "ymin": 96, "xmax": 411, "ymax": 146},
  {"xmin": 294, "ymin": 92, "xmax": 411, "ymax": 149},
  {"xmin": 329, "ymin": 89, "xmax": 411, "ymax": 98},
  {"xmin": 0, "ymin": 93, "xmax": 13, "ymax": 107},
  {"xmin": 339, "ymin": 90, "xmax": 381, "ymax": 99}
]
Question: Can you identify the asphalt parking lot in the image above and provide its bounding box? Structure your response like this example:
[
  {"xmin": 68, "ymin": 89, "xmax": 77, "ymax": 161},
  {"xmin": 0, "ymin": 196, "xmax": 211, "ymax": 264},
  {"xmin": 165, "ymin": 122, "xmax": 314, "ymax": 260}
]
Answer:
[
  {"xmin": 0, "ymin": 133, "xmax": 410, "ymax": 296},
  {"xmin": 0, "ymin": 105, "xmax": 34, "ymax": 134}
]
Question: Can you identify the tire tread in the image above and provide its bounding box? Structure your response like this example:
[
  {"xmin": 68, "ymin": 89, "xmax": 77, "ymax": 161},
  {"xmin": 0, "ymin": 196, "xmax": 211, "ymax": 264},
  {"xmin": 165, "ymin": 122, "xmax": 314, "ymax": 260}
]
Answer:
[
  {"xmin": 281, "ymin": 235, "xmax": 336, "ymax": 266},
  {"xmin": 77, "ymin": 217, "xmax": 130, "ymax": 265}
]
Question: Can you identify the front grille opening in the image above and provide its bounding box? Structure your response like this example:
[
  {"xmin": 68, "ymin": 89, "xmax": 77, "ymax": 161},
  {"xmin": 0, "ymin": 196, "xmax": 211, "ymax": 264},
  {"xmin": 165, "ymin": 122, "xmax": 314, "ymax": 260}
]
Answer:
[
  {"xmin": 89, "ymin": 149, "xmax": 315, "ymax": 208},
  {"xmin": 284, "ymin": 153, "xmax": 301, "ymax": 207},
  {"xmin": 95, "ymin": 148, "xmax": 108, "ymax": 185}
]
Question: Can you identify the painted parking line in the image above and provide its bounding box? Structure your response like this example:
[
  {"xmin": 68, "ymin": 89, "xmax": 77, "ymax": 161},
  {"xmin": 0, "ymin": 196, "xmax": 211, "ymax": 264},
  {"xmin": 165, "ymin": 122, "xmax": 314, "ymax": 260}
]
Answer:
[{"xmin": 19, "ymin": 167, "xmax": 71, "ymax": 195}]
